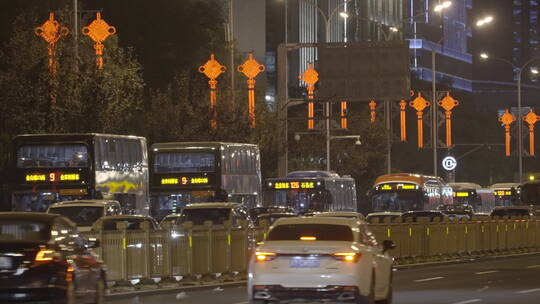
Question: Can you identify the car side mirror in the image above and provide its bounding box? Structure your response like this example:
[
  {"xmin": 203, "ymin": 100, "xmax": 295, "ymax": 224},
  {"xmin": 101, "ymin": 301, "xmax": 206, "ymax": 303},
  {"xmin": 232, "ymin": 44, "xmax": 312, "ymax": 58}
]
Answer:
[
  {"xmin": 382, "ymin": 240, "xmax": 396, "ymax": 253},
  {"xmin": 85, "ymin": 237, "xmax": 100, "ymax": 249}
]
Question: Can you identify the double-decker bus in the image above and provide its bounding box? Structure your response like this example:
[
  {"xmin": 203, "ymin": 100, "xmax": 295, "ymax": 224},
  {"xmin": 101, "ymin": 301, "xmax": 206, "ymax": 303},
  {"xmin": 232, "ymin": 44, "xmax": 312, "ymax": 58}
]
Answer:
[
  {"xmin": 490, "ymin": 183, "xmax": 520, "ymax": 206},
  {"xmin": 369, "ymin": 173, "xmax": 453, "ymax": 212},
  {"xmin": 150, "ymin": 142, "xmax": 261, "ymax": 219},
  {"xmin": 6, "ymin": 134, "xmax": 149, "ymax": 214},
  {"xmin": 263, "ymin": 171, "xmax": 357, "ymax": 214}
]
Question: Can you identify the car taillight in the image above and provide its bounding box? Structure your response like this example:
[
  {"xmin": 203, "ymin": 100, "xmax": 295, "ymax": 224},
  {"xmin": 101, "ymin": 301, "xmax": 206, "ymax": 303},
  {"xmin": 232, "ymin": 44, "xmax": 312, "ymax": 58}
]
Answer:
[
  {"xmin": 255, "ymin": 251, "xmax": 277, "ymax": 262},
  {"xmin": 333, "ymin": 252, "xmax": 360, "ymax": 262},
  {"xmin": 35, "ymin": 249, "xmax": 56, "ymax": 262}
]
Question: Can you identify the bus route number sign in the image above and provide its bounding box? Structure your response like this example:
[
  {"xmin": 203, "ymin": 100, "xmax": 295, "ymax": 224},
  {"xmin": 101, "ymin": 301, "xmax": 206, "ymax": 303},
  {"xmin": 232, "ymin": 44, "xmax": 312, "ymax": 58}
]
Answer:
[
  {"xmin": 273, "ymin": 182, "xmax": 315, "ymax": 190},
  {"xmin": 25, "ymin": 173, "xmax": 80, "ymax": 183},
  {"xmin": 161, "ymin": 177, "xmax": 209, "ymax": 186}
]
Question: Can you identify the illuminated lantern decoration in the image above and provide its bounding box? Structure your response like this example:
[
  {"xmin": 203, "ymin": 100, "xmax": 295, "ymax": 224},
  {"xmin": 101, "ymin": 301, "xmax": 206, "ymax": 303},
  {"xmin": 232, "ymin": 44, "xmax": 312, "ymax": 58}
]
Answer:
[
  {"xmin": 438, "ymin": 93, "xmax": 459, "ymax": 147},
  {"xmin": 299, "ymin": 63, "xmax": 319, "ymax": 129},
  {"xmin": 237, "ymin": 53, "xmax": 265, "ymax": 128},
  {"xmin": 409, "ymin": 93, "xmax": 431, "ymax": 148},
  {"xmin": 369, "ymin": 101, "xmax": 377, "ymax": 123},
  {"xmin": 82, "ymin": 12, "xmax": 116, "ymax": 69},
  {"xmin": 524, "ymin": 109, "xmax": 540, "ymax": 156},
  {"xmin": 35, "ymin": 12, "xmax": 69, "ymax": 76},
  {"xmin": 399, "ymin": 100, "xmax": 407, "ymax": 141},
  {"xmin": 341, "ymin": 101, "xmax": 348, "ymax": 129},
  {"xmin": 499, "ymin": 109, "xmax": 516, "ymax": 157},
  {"xmin": 199, "ymin": 54, "xmax": 226, "ymax": 128}
]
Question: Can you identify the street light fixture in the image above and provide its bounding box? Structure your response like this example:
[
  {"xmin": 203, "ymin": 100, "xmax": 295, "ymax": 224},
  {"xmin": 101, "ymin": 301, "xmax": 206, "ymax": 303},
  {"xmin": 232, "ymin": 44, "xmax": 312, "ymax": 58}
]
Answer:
[
  {"xmin": 479, "ymin": 51, "xmax": 540, "ymax": 182},
  {"xmin": 339, "ymin": 12, "xmax": 349, "ymax": 19},
  {"xmin": 434, "ymin": 1, "xmax": 452, "ymax": 12},
  {"xmin": 477, "ymin": 16, "xmax": 494, "ymax": 27}
]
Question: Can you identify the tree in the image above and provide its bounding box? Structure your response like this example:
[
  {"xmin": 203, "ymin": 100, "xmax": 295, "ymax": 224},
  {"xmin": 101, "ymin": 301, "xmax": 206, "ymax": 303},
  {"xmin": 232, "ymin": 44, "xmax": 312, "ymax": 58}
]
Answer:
[{"xmin": 0, "ymin": 7, "xmax": 144, "ymax": 170}]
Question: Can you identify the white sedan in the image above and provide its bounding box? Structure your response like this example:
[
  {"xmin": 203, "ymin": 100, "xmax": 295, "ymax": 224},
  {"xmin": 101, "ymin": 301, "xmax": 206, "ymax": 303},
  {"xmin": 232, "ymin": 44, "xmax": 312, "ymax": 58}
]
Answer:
[{"xmin": 248, "ymin": 216, "xmax": 395, "ymax": 303}]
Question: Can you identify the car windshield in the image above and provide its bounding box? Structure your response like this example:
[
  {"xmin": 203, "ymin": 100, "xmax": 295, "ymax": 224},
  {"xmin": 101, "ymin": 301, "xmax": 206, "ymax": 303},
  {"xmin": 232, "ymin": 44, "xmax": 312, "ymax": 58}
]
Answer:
[
  {"xmin": 0, "ymin": 220, "xmax": 50, "ymax": 242},
  {"xmin": 267, "ymin": 224, "xmax": 353, "ymax": 241},
  {"xmin": 255, "ymin": 214, "xmax": 296, "ymax": 225},
  {"xmin": 181, "ymin": 208, "xmax": 231, "ymax": 225},
  {"xmin": 48, "ymin": 206, "xmax": 103, "ymax": 226}
]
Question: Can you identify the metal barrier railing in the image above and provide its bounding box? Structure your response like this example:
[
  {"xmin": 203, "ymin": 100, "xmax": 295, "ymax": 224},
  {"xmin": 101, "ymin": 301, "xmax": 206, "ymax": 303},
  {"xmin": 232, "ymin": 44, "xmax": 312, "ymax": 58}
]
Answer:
[{"xmin": 84, "ymin": 216, "xmax": 540, "ymax": 286}]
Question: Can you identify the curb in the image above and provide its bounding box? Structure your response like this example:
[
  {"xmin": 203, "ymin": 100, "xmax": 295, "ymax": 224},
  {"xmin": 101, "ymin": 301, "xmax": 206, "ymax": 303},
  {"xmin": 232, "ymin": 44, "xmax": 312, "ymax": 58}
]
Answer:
[{"xmin": 105, "ymin": 281, "xmax": 246, "ymax": 300}]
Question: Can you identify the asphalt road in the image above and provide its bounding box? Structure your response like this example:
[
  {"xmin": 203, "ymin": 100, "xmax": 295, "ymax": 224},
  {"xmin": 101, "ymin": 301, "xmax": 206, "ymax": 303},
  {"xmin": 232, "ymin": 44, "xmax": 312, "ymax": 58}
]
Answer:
[{"xmin": 107, "ymin": 254, "xmax": 540, "ymax": 304}]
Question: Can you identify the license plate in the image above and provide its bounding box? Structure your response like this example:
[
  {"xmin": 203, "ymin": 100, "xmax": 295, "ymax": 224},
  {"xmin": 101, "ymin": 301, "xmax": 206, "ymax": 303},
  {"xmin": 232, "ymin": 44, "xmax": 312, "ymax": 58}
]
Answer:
[
  {"xmin": 290, "ymin": 258, "xmax": 320, "ymax": 268},
  {"xmin": 0, "ymin": 257, "xmax": 12, "ymax": 269}
]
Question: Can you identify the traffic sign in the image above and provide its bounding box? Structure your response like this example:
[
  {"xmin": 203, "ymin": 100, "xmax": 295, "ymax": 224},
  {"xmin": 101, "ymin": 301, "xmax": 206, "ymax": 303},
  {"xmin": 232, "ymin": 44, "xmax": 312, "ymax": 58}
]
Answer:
[{"xmin": 442, "ymin": 156, "xmax": 457, "ymax": 171}]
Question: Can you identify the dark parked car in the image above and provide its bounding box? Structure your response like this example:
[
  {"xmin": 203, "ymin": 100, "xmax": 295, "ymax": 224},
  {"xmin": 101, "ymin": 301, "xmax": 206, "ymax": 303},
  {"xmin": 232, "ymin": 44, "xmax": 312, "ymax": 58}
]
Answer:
[
  {"xmin": 490, "ymin": 206, "xmax": 532, "ymax": 218},
  {"xmin": 401, "ymin": 210, "xmax": 449, "ymax": 222},
  {"xmin": 248, "ymin": 206, "xmax": 296, "ymax": 222},
  {"xmin": 0, "ymin": 212, "xmax": 106, "ymax": 303}
]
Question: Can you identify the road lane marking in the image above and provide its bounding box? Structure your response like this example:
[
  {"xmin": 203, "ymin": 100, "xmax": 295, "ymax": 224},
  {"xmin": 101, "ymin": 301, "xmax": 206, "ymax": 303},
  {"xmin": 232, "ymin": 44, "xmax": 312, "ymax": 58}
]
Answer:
[
  {"xmin": 413, "ymin": 276, "xmax": 445, "ymax": 282},
  {"xmin": 516, "ymin": 288, "xmax": 540, "ymax": 294},
  {"xmin": 474, "ymin": 270, "xmax": 499, "ymax": 275},
  {"xmin": 452, "ymin": 299, "xmax": 482, "ymax": 304},
  {"xmin": 527, "ymin": 264, "xmax": 540, "ymax": 269}
]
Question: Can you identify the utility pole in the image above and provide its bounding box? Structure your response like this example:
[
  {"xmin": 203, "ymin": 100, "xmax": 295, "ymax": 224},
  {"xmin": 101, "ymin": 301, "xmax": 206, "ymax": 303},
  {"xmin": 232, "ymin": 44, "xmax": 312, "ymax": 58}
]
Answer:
[{"xmin": 228, "ymin": 0, "xmax": 236, "ymax": 105}]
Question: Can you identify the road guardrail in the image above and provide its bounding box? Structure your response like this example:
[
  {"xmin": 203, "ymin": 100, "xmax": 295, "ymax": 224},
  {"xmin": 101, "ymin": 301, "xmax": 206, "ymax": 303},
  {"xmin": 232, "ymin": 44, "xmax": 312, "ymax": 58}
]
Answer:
[{"xmin": 85, "ymin": 216, "xmax": 540, "ymax": 289}]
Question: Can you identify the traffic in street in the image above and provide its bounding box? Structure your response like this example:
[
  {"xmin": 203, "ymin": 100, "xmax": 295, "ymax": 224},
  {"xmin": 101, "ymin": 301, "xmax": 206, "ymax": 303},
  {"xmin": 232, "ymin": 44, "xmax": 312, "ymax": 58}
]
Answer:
[{"xmin": 108, "ymin": 254, "xmax": 540, "ymax": 304}]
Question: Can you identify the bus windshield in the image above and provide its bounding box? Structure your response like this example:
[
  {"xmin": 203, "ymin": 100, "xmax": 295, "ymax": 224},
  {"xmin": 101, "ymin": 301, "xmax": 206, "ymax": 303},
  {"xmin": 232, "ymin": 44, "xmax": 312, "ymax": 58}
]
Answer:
[
  {"xmin": 263, "ymin": 189, "xmax": 331, "ymax": 213},
  {"xmin": 17, "ymin": 144, "xmax": 88, "ymax": 168},
  {"xmin": 151, "ymin": 191, "xmax": 217, "ymax": 219},
  {"xmin": 154, "ymin": 152, "xmax": 215, "ymax": 173},
  {"xmin": 372, "ymin": 191, "xmax": 423, "ymax": 212}
]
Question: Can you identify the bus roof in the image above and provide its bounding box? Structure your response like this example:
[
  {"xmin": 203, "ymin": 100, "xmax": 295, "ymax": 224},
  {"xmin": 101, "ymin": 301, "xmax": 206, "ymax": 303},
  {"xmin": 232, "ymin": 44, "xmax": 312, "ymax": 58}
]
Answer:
[
  {"xmin": 374, "ymin": 173, "xmax": 437, "ymax": 186},
  {"xmin": 14, "ymin": 133, "xmax": 145, "ymax": 141},
  {"xmin": 490, "ymin": 183, "xmax": 520, "ymax": 190},
  {"xmin": 286, "ymin": 171, "xmax": 340, "ymax": 178},
  {"xmin": 448, "ymin": 182, "xmax": 482, "ymax": 190},
  {"xmin": 151, "ymin": 142, "xmax": 258, "ymax": 151}
]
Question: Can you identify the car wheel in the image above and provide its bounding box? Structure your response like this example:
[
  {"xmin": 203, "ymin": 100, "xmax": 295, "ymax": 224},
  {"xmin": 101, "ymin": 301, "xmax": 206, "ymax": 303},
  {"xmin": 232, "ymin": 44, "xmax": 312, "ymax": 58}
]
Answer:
[{"xmin": 94, "ymin": 277, "xmax": 106, "ymax": 304}]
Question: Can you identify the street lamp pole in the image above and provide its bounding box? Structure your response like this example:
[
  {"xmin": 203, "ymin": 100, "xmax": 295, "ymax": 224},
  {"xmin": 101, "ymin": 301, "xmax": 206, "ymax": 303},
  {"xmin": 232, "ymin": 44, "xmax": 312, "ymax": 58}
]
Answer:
[
  {"xmin": 428, "ymin": 15, "xmax": 492, "ymax": 177},
  {"xmin": 301, "ymin": 0, "xmax": 351, "ymax": 171},
  {"xmin": 479, "ymin": 53, "xmax": 540, "ymax": 182}
]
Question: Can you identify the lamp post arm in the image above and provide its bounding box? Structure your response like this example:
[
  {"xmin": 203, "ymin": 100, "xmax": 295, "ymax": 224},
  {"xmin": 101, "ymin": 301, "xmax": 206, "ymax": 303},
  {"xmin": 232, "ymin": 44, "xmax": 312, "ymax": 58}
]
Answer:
[
  {"xmin": 520, "ymin": 55, "xmax": 540, "ymax": 71},
  {"xmin": 487, "ymin": 56, "xmax": 518, "ymax": 70}
]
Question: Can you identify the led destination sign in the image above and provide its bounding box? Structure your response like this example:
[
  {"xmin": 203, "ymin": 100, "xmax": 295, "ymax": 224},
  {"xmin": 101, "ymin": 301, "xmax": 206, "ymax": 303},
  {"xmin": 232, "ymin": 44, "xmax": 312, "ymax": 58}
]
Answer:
[
  {"xmin": 376, "ymin": 183, "xmax": 419, "ymax": 191},
  {"xmin": 160, "ymin": 176, "xmax": 210, "ymax": 186},
  {"xmin": 494, "ymin": 190, "xmax": 513, "ymax": 196},
  {"xmin": 25, "ymin": 173, "xmax": 80, "ymax": 183},
  {"xmin": 267, "ymin": 181, "xmax": 324, "ymax": 190}
]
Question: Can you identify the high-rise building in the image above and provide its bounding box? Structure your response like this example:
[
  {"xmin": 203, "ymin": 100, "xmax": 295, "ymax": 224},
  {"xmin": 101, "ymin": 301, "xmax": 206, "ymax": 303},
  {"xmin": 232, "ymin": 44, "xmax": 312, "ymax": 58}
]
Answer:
[
  {"xmin": 472, "ymin": 0, "xmax": 540, "ymax": 109},
  {"xmin": 405, "ymin": 0, "xmax": 473, "ymax": 92}
]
